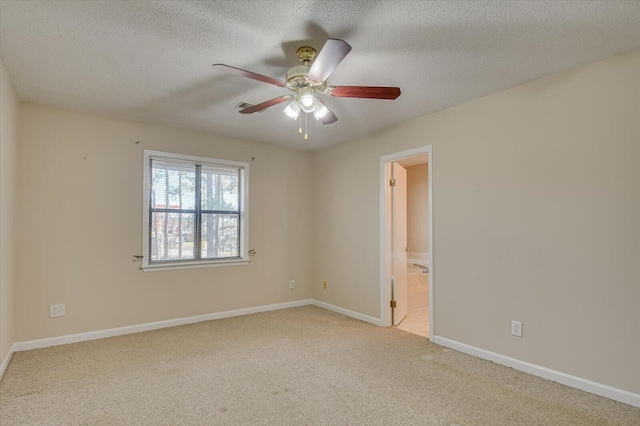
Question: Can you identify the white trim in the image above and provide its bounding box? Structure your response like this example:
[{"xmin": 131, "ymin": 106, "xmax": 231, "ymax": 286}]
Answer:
[
  {"xmin": 142, "ymin": 259, "xmax": 249, "ymax": 272},
  {"xmin": 311, "ymin": 300, "xmax": 383, "ymax": 326},
  {"xmin": 9, "ymin": 300, "xmax": 382, "ymax": 354},
  {"xmin": 427, "ymin": 151, "xmax": 433, "ymax": 340},
  {"xmin": 0, "ymin": 344, "xmax": 15, "ymax": 381},
  {"xmin": 379, "ymin": 160, "xmax": 391, "ymax": 327},
  {"xmin": 5, "ymin": 303, "xmax": 637, "ymax": 408},
  {"xmin": 432, "ymin": 336, "xmax": 640, "ymax": 408},
  {"xmin": 380, "ymin": 159, "xmax": 390, "ymax": 326},
  {"xmin": 380, "ymin": 146, "xmax": 433, "ymax": 340},
  {"xmin": 141, "ymin": 150, "xmax": 250, "ymax": 271},
  {"xmin": 13, "ymin": 299, "xmax": 313, "ymax": 352}
]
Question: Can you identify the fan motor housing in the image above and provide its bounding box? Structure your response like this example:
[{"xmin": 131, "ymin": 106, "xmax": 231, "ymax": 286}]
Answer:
[
  {"xmin": 285, "ymin": 65, "xmax": 327, "ymax": 92},
  {"xmin": 286, "ymin": 65, "xmax": 309, "ymax": 82}
]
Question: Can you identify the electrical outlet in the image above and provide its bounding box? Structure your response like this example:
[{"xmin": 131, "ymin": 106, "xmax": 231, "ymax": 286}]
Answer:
[
  {"xmin": 289, "ymin": 280, "xmax": 295, "ymax": 289},
  {"xmin": 50, "ymin": 304, "xmax": 66, "ymax": 318},
  {"xmin": 511, "ymin": 320, "xmax": 522, "ymax": 337},
  {"xmin": 323, "ymin": 281, "xmax": 327, "ymax": 289}
]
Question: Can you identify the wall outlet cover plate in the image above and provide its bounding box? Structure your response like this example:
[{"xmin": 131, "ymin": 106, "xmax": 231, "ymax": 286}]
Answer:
[
  {"xmin": 511, "ymin": 320, "xmax": 522, "ymax": 337},
  {"xmin": 50, "ymin": 304, "xmax": 66, "ymax": 318}
]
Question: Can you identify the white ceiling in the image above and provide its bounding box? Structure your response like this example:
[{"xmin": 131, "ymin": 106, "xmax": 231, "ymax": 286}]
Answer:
[{"xmin": 1, "ymin": 1, "xmax": 639, "ymax": 151}]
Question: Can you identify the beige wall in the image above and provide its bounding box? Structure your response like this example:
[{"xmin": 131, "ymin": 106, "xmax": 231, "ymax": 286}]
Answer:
[
  {"xmin": 0, "ymin": 58, "xmax": 19, "ymax": 365},
  {"xmin": 406, "ymin": 164, "xmax": 428, "ymax": 254},
  {"xmin": 313, "ymin": 50, "xmax": 640, "ymax": 394},
  {"xmin": 16, "ymin": 103, "xmax": 313, "ymax": 342}
]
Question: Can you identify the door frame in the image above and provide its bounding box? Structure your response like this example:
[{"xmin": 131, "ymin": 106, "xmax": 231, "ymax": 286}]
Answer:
[{"xmin": 379, "ymin": 145, "xmax": 433, "ymax": 340}]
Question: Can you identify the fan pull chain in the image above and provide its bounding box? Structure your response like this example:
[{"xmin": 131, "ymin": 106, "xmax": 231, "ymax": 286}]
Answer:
[
  {"xmin": 298, "ymin": 113, "xmax": 302, "ymax": 135},
  {"xmin": 304, "ymin": 113, "xmax": 308, "ymax": 140}
]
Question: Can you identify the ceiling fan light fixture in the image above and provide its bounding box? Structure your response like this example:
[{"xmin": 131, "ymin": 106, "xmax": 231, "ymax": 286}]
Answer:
[
  {"xmin": 283, "ymin": 101, "xmax": 300, "ymax": 120},
  {"xmin": 299, "ymin": 93, "xmax": 317, "ymax": 113},
  {"xmin": 313, "ymin": 103, "xmax": 329, "ymax": 120},
  {"xmin": 215, "ymin": 38, "xmax": 400, "ymax": 138}
]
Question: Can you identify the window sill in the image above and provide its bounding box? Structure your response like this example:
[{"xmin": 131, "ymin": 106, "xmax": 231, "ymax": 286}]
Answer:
[{"xmin": 142, "ymin": 259, "xmax": 249, "ymax": 272}]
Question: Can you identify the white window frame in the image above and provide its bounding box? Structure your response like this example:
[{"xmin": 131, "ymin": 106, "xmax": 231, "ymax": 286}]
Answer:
[{"xmin": 142, "ymin": 150, "xmax": 249, "ymax": 272}]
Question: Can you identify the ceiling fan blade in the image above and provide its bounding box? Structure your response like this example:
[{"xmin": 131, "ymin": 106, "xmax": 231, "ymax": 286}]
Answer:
[
  {"xmin": 307, "ymin": 38, "xmax": 352, "ymax": 83},
  {"xmin": 328, "ymin": 86, "xmax": 401, "ymax": 100},
  {"xmin": 316, "ymin": 99, "xmax": 338, "ymax": 124},
  {"xmin": 213, "ymin": 64, "xmax": 286, "ymax": 87},
  {"xmin": 239, "ymin": 95, "xmax": 293, "ymax": 114}
]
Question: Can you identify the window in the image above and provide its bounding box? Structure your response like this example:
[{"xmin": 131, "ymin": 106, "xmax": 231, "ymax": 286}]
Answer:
[{"xmin": 142, "ymin": 150, "xmax": 249, "ymax": 271}]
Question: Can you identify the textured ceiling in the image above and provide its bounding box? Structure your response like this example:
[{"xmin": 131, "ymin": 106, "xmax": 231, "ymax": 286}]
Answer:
[{"xmin": 1, "ymin": 1, "xmax": 640, "ymax": 150}]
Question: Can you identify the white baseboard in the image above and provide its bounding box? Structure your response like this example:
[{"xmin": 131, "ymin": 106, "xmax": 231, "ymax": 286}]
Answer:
[
  {"xmin": 311, "ymin": 300, "xmax": 383, "ymax": 326},
  {"xmin": 13, "ymin": 299, "xmax": 314, "ymax": 352},
  {"xmin": 11, "ymin": 302, "xmax": 635, "ymax": 409},
  {"xmin": 0, "ymin": 344, "xmax": 15, "ymax": 381},
  {"xmin": 10, "ymin": 299, "xmax": 381, "ymax": 354},
  {"xmin": 432, "ymin": 335, "xmax": 640, "ymax": 408}
]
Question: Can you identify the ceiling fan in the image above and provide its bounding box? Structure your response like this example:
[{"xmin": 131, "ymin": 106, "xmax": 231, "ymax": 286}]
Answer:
[{"xmin": 213, "ymin": 38, "xmax": 401, "ymax": 139}]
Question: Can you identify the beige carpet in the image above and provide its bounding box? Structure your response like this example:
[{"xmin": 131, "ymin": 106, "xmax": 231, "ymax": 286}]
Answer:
[{"xmin": 1, "ymin": 306, "xmax": 638, "ymax": 425}]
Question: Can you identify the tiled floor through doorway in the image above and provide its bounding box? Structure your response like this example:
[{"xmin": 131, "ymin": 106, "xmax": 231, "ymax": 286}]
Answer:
[{"xmin": 395, "ymin": 308, "xmax": 429, "ymax": 337}]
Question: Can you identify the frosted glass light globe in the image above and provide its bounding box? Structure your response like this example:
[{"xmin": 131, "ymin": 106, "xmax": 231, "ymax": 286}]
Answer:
[{"xmin": 299, "ymin": 94, "xmax": 317, "ymax": 113}]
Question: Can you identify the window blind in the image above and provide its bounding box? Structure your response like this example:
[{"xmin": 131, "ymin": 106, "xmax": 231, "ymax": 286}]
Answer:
[{"xmin": 148, "ymin": 155, "xmax": 242, "ymax": 264}]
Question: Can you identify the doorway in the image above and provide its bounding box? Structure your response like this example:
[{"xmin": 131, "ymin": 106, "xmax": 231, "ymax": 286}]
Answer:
[{"xmin": 380, "ymin": 146, "xmax": 433, "ymax": 339}]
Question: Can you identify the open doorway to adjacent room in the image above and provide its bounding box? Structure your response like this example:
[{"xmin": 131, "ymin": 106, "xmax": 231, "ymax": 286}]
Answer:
[{"xmin": 380, "ymin": 146, "xmax": 433, "ymax": 339}]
